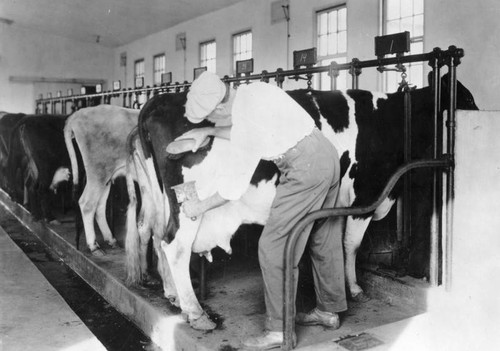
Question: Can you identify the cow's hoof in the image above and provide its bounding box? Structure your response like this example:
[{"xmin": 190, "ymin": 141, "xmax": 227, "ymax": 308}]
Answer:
[
  {"xmin": 90, "ymin": 248, "xmax": 106, "ymax": 257},
  {"xmin": 166, "ymin": 295, "xmax": 180, "ymax": 308},
  {"xmin": 189, "ymin": 312, "xmax": 216, "ymax": 331},
  {"xmin": 143, "ymin": 274, "xmax": 162, "ymax": 288},
  {"xmin": 107, "ymin": 241, "xmax": 120, "ymax": 249},
  {"xmin": 350, "ymin": 291, "xmax": 371, "ymax": 303}
]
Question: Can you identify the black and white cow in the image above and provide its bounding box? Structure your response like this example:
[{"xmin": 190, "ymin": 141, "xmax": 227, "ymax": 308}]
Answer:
[
  {"xmin": 6, "ymin": 114, "xmax": 72, "ymax": 222},
  {"xmin": 125, "ymin": 78, "xmax": 477, "ymax": 330}
]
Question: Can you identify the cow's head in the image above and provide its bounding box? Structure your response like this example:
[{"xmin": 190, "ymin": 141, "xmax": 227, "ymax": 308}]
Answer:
[{"xmin": 428, "ymin": 72, "xmax": 479, "ymax": 111}]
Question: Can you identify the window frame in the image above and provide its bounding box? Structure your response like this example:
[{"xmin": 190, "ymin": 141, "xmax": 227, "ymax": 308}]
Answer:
[
  {"xmin": 134, "ymin": 58, "xmax": 145, "ymax": 84},
  {"xmin": 232, "ymin": 30, "xmax": 253, "ymax": 74},
  {"xmin": 199, "ymin": 39, "xmax": 217, "ymax": 73},
  {"xmin": 382, "ymin": 0, "xmax": 425, "ymax": 91},
  {"xmin": 152, "ymin": 53, "xmax": 166, "ymax": 86},
  {"xmin": 315, "ymin": 4, "xmax": 348, "ymax": 90}
]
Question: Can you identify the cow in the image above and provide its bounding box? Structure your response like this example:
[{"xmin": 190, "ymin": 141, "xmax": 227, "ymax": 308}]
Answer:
[
  {"xmin": 0, "ymin": 113, "xmax": 26, "ymax": 191},
  {"xmin": 5, "ymin": 114, "xmax": 72, "ymax": 222},
  {"xmin": 64, "ymin": 105, "xmax": 139, "ymax": 255},
  {"xmin": 125, "ymin": 77, "xmax": 477, "ymax": 330}
]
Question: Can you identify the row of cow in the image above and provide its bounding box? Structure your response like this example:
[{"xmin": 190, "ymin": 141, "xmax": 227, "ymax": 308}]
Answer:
[{"xmin": 0, "ymin": 75, "xmax": 478, "ymax": 331}]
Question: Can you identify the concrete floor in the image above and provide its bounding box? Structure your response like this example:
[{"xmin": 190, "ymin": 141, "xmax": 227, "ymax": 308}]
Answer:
[
  {"xmin": 0, "ymin": 225, "xmax": 106, "ymax": 351},
  {"xmin": 0, "ymin": 187, "xmax": 427, "ymax": 350}
]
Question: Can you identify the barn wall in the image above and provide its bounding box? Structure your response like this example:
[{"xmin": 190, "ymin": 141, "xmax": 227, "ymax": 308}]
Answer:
[
  {"xmin": 113, "ymin": 0, "xmax": 500, "ymax": 109},
  {"xmin": 0, "ymin": 24, "xmax": 114, "ymax": 114},
  {"xmin": 420, "ymin": 110, "xmax": 500, "ymax": 350},
  {"xmin": 425, "ymin": 0, "xmax": 500, "ymax": 110},
  {"xmin": 113, "ymin": 0, "xmax": 381, "ymax": 92},
  {"xmin": 3, "ymin": 0, "xmax": 498, "ymax": 112}
]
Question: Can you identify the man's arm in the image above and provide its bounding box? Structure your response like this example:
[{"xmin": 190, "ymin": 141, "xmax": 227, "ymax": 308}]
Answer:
[
  {"xmin": 175, "ymin": 126, "xmax": 231, "ymax": 151},
  {"xmin": 182, "ymin": 192, "xmax": 228, "ymax": 218}
]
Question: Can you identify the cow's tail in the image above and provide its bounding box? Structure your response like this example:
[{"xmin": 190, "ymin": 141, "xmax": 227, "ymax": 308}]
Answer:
[
  {"xmin": 125, "ymin": 128, "xmax": 141, "ymax": 286},
  {"xmin": 63, "ymin": 116, "xmax": 79, "ymax": 200}
]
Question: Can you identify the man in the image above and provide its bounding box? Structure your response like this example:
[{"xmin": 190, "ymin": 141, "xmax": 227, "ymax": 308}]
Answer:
[{"xmin": 177, "ymin": 71, "xmax": 346, "ymax": 349}]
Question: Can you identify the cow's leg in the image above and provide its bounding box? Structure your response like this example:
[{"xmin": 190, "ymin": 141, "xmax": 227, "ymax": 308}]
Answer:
[
  {"xmin": 160, "ymin": 218, "xmax": 216, "ymax": 331},
  {"xmin": 344, "ymin": 198, "xmax": 395, "ymax": 301},
  {"xmin": 154, "ymin": 237, "xmax": 179, "ymax": 306},
  {"xmin": 78, "ymin": 182, "xmax": 103, "ymax": 255},
  {"xmin": 137, "ymin": 184, "xmax": 155, "ymax": 281},
  {"xmin": 95, "ymin": 182, "xmax": 117, "ymax": 248},
  {"xmin": 344, "ymin": 216, "xmax": 372, "ymax": 302}
]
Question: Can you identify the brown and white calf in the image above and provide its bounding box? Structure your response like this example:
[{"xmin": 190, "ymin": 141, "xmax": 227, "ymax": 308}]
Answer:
[{"xmin": 64, "ymin": 105, "xmax": 139, "ymax": 255}]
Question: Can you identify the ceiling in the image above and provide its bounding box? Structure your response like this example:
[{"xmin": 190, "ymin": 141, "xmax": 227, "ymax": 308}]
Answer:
[{"xmin": 0, "ymin": 0, "xmax": 246, "ymax": 47}]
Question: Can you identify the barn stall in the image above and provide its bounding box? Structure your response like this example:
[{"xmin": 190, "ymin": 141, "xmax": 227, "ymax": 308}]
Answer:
[{"xmin": 1, "ymin": 1, "xmax": 500, "ymax": 350}]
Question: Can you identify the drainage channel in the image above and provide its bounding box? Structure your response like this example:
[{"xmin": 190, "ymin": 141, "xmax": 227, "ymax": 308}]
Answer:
[{"xmin": 0, "ymin": 213, "xmax": 160, "ymax": 351}]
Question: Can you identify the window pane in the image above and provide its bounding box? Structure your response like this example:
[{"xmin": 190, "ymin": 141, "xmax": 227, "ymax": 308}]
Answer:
[
  {"xmin": 317, "ymin": 6, "xmax": 347, "ymax": 62},
  {"xmin": 319, "ymin": 35, "xmax": 328, "ymax": 56},
  {"xmin": 319, "ymin": 12, "xmax": 328, "ymax": 34},
  {"xmin": 338, "ymin": 8, "xmax": 347, "ymax": 30},
  {"xmin": 410, "ymin": 40, "xmax": 423, "ymax": 54},
  {"xmin": 413, "ymin": 14, "xmax": 424, "ymax": 37},
  {"xmin": 233, "ymin": 31, "xmax": 252, "ymax": 71},
  {"xmin": 328, "ymin": 34, "xmax": 337, "ymax": 55},
  {"xmin": 413, "ymin": 0, "xmax": 424, "ymax": 14},
  {"xmin": 409, "ymin": 63, "xmax": 423, "ymax": 87},
  {"xmin": 328, "ymin": 10, "xmax": 337, "ymax": 33},
  {"xmin": 401, "ymin": 0, "xmax": 413, "ymax": 18},
  {"xmin": 338, "ymin": 30, "xmax": 347, "ymax": 53},
  {"xmin": 387, "ymin": 0, "xmax": 401, "ymax": 20},
  {"xmin": 386, "ymin": 70, "xmax": 399, "ymax": 92},
  {"xmin": 387, "ymin": 19, "xmax": 400, "ymax": 34},
  {"xmin": 401, "ymin": 16, "xmax": 413, "ymax": 33}
]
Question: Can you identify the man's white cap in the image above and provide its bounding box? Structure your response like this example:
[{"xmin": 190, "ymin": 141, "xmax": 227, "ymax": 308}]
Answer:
[{"xmin": 185, "ymin": 71, "xmax": 226, "ymax": 124}]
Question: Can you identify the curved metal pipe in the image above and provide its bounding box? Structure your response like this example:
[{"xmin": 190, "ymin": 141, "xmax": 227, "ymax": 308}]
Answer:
[{"xmin": 282, "ymin": 158, "xmax": 451, "ymax": 350}]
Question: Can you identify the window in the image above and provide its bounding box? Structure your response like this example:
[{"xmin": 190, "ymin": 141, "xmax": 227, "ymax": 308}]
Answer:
[
  {"xmin": 153, "ymin": 54, "xmax": 165, "ymax": 86},
  {"xmin": 316, "ymin": 6, "xmax": 348, "ymax": 90},
  {"xmin": 232, "ymin": 31, "xmax": 252, "ymax": 73},
  {"xmin": 134, "ymin": 59, "xmax": 145, "ymax": 86},
  {"xmin": 200, "ymin": 40, "xmax": 216, "ymax": 73},
  {"xmin": 384, "ymin": 0, "xmax": 424, "ymax": 91}
]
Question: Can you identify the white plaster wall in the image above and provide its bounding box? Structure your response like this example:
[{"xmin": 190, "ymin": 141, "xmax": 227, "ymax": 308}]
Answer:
[
  {"xmin": 425, "ymin": 0, "xmax": 500, "ymax": 110},
  {"xmin": 2, "ymin": 0, "xmax": 499, "ymax": 112},
  {"xmin": 113, "ymin": 0, "xmax": 500, "ymax": 108},
  {"xmin": 417, "ymin": 110, "xmax": 500, "ymax": 350},
  {"xmin": 113, "ymin": 0, "xmax": 381, "ymax": 91},
  {"xmin": 0, "ymin": 24, "xmax": 114, "ymax": 114}
]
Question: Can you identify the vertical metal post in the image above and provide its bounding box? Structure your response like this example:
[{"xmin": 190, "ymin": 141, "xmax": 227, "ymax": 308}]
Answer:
[
  {"xmin": 275, "ymin": 68, "xmax": 284, "ymax": 88},
  {"xmin": 349, "ymin": 58, "xmax": 361, "ymax": 89},
  {"xmin": 402, "ymin": 88, "xmax": 412, "ymax": 253},
  {"xmin": 329, "ymin": 61, "xmax": 339, "ymax": 91},
  {"xmin": 444, "ymin": 47, "xmax": 459, "ymax": 291},
  {"xmin": 429, "ymin": 49, "xmax": 442, "ymax": 287}
]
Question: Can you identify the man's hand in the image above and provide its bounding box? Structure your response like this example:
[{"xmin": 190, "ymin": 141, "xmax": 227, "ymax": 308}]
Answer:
[
  {"xmin": 181, "ymin": 198, "xmax": 206, "ymax": 219},
  {"xmin": 175, "ymin": 128, "xmax": 213, "ymax": 152},
  {"xmin": 180, "ymin": 192, "xmax": 229, "ymax": 220}
]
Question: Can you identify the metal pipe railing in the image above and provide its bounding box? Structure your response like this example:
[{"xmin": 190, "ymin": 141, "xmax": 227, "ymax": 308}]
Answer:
[
  {"xmin": 282, "ymin": 158, "xmax": 452, "ymax": 350},
  {"xmin": 35, "ymin": 47, "xmax": 460, "ymax": 113}
]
